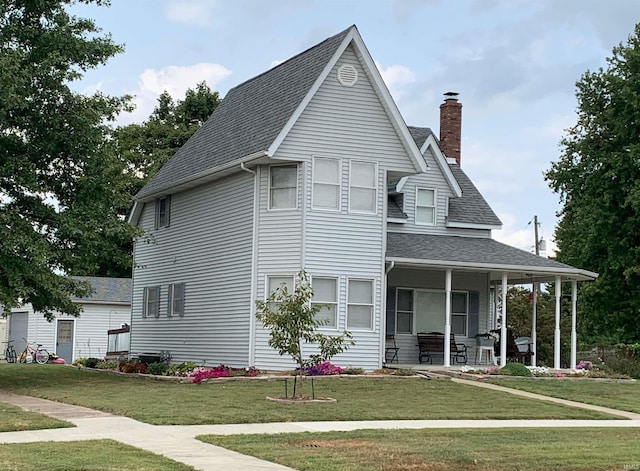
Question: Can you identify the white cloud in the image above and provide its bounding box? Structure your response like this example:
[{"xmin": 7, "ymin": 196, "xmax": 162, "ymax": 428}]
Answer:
[
  {"xmin": 118, "ymin": 63, "xmax": 232, "ymax": 125},
  {"xmin": 375, "ymin": 61, "xmax": 416, "ymax": 101},
  {"xmin": 165, "ymin": 0, "xmax": 216, "ymax": 27}
]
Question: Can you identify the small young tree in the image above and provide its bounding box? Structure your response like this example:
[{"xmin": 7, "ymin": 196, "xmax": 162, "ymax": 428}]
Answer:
[{"xmin": 256, "ymin": 270, "xmax": 354, "ymax": 397}]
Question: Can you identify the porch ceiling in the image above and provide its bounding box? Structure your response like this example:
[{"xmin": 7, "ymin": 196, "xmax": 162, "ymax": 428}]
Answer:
[{"xmin": 386, "ymin": 232, "xmax": 598, "ymax": 283}]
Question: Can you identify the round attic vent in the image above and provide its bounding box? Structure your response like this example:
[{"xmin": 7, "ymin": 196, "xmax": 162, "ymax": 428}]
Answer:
[{"xmin": 337, "ymin": 64, "xmax": 358, "ymax": 87}]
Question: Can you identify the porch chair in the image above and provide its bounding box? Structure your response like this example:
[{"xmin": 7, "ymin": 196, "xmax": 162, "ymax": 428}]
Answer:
[
  {"xmin": 385, "ymin": 334, "xmax": 400, "ymax": 364},
  {"xmin": 493, "ymin": 329, "xmax": 534, "ymax": 365},
  {"xmin": 417, "ymin": 332, "xmax": 467, "ymax": 365}
]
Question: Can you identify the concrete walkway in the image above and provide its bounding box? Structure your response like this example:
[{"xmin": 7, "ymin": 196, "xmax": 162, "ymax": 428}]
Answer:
[{"xmin": 2, "ymin": 383, "xmax": 640, "ymax": 471}]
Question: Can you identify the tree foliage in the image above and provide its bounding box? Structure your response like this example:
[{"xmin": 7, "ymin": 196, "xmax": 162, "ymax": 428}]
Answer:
[
  {"xmin": 0, "ymin": 0, "xmax": 134, "ymax": 318},
  {"xmin": 256, "ymin": 270, "xmax": 354, "ymax": 393},
  {"xmin": 113, "ymin": 82, "xmax": 220, "ymax": 197},
  {"xmin": 546, "ymin": 24, "xmax": 640, "ymax": 343}
]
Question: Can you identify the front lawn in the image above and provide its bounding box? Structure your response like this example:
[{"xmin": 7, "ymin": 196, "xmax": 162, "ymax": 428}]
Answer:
[
  {"xmin": 487, "ymin": 378, "xmax": 640, "ymax": 414},
  {"xmin": 0, "ymin": 439, "xmax": 195, "ymax": 470},
  {"xmin": 0, "ymin": 402, "xmax": 72, "ymax": 432},
  {"xmin": 0, "ymin": 365, "xmax": 618, "ymax": 425},
  {"xmin": 200, "ymin": 428, "xmax": 640, "ymax": 471}
]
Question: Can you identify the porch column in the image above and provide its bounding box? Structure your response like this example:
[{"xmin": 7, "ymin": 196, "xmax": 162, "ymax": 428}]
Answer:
[
  {"xmin": 531, "ymin": 282, "xmax": 538, "ymax": 367},
  {"xmin": 444, "ymin": 269, "xmax": 452, "ymax": 367},
  {"xmin": 554, "ymin": 276, "xmax": 562, "ymax": 369},
  {"xmin": 570, "ymin": 280, "xmax": 577, "ymax": 370},
  {"xmin": 500, "ymin": 273, "xmax": 507, "ymax": 368}
]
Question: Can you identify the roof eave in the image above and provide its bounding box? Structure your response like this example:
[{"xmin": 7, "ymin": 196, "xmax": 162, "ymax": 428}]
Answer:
[
  {"xmin": 386, "ymin": 256, "xmax": 598, "ymax": 281},
  {"xmin": 446, "ymin": 221, "xmax": 502, "ymax": 230}
]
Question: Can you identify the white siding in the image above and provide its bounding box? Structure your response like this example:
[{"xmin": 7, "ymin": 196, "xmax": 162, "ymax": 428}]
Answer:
[
  {"xmin": 389, "ymin": 149, "xmax": 490, "ymax": 237},
  {"xmin": 131, "ymin": 171, "xmax": 254, "ymax": 367},
  {"xmin": 253, "ymin": 45, "xmax": 415, "ymax": 371}
]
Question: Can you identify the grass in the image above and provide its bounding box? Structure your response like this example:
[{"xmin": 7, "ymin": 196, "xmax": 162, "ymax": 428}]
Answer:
[
  {"xmin": 488, "ymin": 378, "xmax": 640, "ymax": 414},
  {"xmin": 0, "ymin": 439, "xmax": 196, "ymax": 470},
  {"xmin": 0, "ymin": 402, "xmax": 72, "ymax": 432},
  {"xmin": 200, "ymin": 428, "xmax": 640, "ymax": 470},
  {"xmin": 0, "ymin": 365, "xmax": 619, "ymax": 425}
]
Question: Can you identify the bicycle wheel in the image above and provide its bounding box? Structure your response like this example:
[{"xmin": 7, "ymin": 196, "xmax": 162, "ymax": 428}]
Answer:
[{"xmin": 35, "ymin": 349, "xmax": 49, "ymax": 364}]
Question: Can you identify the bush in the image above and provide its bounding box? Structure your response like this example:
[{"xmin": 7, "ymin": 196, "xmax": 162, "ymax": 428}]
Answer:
[
  {"xmin": 342, "ymin": 367, "xmax": 365, "ymax": 375},
  {"xmin": 118, "ymin": 360, "xmax": 147, "ymax": 374},
  {"xmin": 304, "ymin": 361, "xmax": 344, "ymax": 376},
  {"xmin": 166, "ymin": 361, "xmax": 198, "ymax": 377},
  {"xmin": 147, "ymin": 362, "xmax": 169, "ymax": 375},
  {"xmin": 83, "ymin": 357, "xmax": 101, "ymax": 368},
  {"xmin": 500, "ymin": 362, "xmax": 532, "ymax": 377},
  {"xmin": 96, "ymin": 360, "xmax": 117, "ymax": 370}
]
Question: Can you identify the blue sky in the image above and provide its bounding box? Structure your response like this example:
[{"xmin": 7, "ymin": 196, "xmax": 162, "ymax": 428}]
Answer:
[{"xmin": 73, "ymin": 0, "xmax": 640, "ymax": 254}]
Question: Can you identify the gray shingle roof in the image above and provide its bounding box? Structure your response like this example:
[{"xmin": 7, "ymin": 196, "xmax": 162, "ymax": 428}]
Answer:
[
  {"xmin": 387, "ymin": 194, "xmax": 407, "ymax": 220},
  {"xmin": 71, "ymin": 277, "xmax": 132, "ymax": 304},
  {"xmin": 386, "ymin": 232, "xmax": 596, "ymax": 279},
  {"xmin": 406, "ymin": 126, "xmax": 501, "ymax": 227},
  {"xmin": 137, "ymin": 26, "xmax": 354, "ymax": 200}
]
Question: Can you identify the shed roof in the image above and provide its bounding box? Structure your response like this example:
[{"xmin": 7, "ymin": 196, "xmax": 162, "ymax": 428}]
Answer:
[{"xmin": 71, "ymin": 277, "xmax": 132, "ymax": 304}]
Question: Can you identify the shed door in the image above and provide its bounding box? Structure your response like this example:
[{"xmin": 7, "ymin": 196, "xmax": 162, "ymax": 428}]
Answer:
[
  {"xmin": 56, "ymin": 320, "xmax": 74, "ymax": 363},
  {"xmin": 9, "ymin": 312, "xmax": 28, "ymax": 355}
]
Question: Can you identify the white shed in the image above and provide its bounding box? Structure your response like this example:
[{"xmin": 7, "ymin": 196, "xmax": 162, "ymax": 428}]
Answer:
[{"xmin": 5, "ymin": 277, "xmax": 131, "ymax": 363}]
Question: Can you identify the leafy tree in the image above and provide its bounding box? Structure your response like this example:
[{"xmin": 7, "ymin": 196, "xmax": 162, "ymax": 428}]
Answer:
[
  {"xmin": 114, "ymin": 82, "xmax": 220, "ymax": 197},
  {"xmin": 256, "ymin": 270, "xmax": 354, "ymax": 397},
  {"xmin": 546, "ymin": 24, "xmax": 640, "ymax": 343},
  {"xmin": 0, "ymin": 0, "xmax": 134, "ymax": 318}
]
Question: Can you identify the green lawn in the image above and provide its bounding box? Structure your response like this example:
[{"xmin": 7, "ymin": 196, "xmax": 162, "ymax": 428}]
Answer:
[
  {"xmin": 200, "ymin": 428, "xmax": 640, "ymax": 471},
  {"xmin": 488, "ymin": 378, "xmax": 640, "ymax": 414},
  {"xmin": 0, "ymin": 439, "xmax": 195, "ymax": 470},
  {"xmin": 0, "ymin": 365, "xmax": 619, "ymax": 425},
  {"xmin": 0, "ymin": 402, "xmax": 72, "ymax": 432}
]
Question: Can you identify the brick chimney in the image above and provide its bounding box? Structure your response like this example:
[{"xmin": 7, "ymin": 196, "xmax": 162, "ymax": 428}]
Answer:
[{"xmin": 439, "ymin": 92, "xmax": 462, "ymax": 165}]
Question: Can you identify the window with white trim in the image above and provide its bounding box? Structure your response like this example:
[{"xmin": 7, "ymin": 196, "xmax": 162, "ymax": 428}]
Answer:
[
  {"xmin": 415, "ymin": 188, "xmax": 436, "ymax": 225},
  {"xmin": 167, "ymin": 283, "xmax": 185, "ymax": 317},
  {"xmin": 155, "ymin": 196, "xmax": 171, "ymax": 229},
  {"xmin": 269, "ymin": 165, "xmax": 297, "ymax": 209},
  {"xmin": 451, "ymin": 291, "xmax": 468, "ymax": 336},
  {"xmin": 267, "ymin": 275, "xmax": 295, "ymax": 311},
  {"xmin": 312, "ymin": 157, "xmax": 341, "ymax": 210},
  {"xmin": 142, "ymin": 286, "xmax": 160, "ymax": 318},
  {"xmin": 349, "ymin": 161, "xmax": 377, "ymax": 213},
  {"xmin": 311, "ymin": 277, "xmax": 338, "ymax": 328},
  {"xmin": 396, "ymin": 288, "xmax": 413, "ymax": 334},
  {"xmin": 347, "ymin": 279, "xmax": 374, "ymax": 330}
]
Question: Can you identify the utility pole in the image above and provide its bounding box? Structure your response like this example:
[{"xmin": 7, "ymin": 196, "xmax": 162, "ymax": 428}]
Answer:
[
  {"xmin": 531, "ymin": 215, "xmax": 539, "ymax": 366},
  {"xmin": 533, "ymin": 214, "xmax": 540, "ymax": 256}
]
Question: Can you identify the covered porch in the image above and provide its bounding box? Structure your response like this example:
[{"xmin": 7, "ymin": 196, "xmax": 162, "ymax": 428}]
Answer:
[{"xmin": 384, "ymin": 233, "xmax": 598, "ymax": 370}]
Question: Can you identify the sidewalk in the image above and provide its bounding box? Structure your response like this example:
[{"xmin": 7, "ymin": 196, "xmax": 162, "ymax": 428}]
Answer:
[{"xmin": 2, "ymin": 385, "xmax": 640, "ymax": 471}]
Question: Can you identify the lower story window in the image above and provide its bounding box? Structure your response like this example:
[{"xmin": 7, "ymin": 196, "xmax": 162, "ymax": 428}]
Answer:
[
  {"xmin": 347, "ymin": 279, "xmax": 374, "ymax": 330},
  {"xmin": 311, "ymin": 277, "xmax": 337, "ymax": 328},
  {"xmin": 167, "ymin": 283, "xmax": 186, "ymax": 317},
  {"xmin": 143, "ymin": 286, "xmax": 160, "ymax": 318},
  {"xmin": 396, "ymin": 288, "xmax": 413, "ymax": 334},
  {"xmin": 451, "ymin": 291, "xmax": 468, "ymax": 336}
]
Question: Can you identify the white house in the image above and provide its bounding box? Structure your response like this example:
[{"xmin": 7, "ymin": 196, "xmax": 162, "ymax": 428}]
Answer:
[
  {"xmin": 128, "ymin": 25, "xmax": 596, "ymax": 371},
  {"xmin": 5, "ymin": 276, "xmax": 131, "ymax": 363}
]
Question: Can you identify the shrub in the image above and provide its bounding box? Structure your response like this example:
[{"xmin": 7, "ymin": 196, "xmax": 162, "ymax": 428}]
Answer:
[
  {"xmin": 84, "ymin": 357, "xmax": 101, "ymax": 368},
  {"xmin": 147, "ymin": 362, "xmax": 169, "ymax": 375},
  {"xmin": 166, "ymin": 361, "xmax": 198, "ymax": 377},
  {"xmin": 96, "ymin": 360, "xmax": 117, "ymax": 370},
  {"xmin": 118, "ymin": 360, "xmax": 147, "ymax": 374},
  {"xmin": 72, "ymin": 358, "xmax": 89, "ymax": 367},
  {"xmin": 500, "ymin": 362, "xmax": 532, "ymax": 377}
]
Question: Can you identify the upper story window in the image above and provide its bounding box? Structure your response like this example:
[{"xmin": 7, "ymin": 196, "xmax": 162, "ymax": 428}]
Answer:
[
  {"xmin": 312, "ymin": 157, "xmax": 341, "ymax": 210},
  {"xmin": 167, "ymin": 283, "xmax": 186, "ymax": 317},
  {"xmin": 311, "ymin": 277, "xmax": 338, "ymax": 328},
  {"xmin": 415, "ymin": 188, "xmax": 436, "ymax": 225},
  {"xmin": 347, "ymin": 278, "xmax": 374, "ymax": 330},
  {"xmin": 155, "ymin": 196, "xmax": 171, "ymax": 229},
  {"xmin": 269, "ymin": 165, "xmax": 297, "ymax": 210},
  {"xmin": 349, "ymin": 161, "xmax": 377, "ymax": 214}
]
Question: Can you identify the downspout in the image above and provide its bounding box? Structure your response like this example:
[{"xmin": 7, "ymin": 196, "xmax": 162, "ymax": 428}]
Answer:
[{"xmin": 241, "ymin": 162, "xmax": 259, "ymax": 367}]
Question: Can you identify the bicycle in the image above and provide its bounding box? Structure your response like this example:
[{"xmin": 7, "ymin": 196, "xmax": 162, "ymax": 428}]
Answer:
[
  {"xmin": 3, "ymin": 340, "xmax": 17, "ymax": 363},
  {"xmin": 18, "ymin": 338, "xmax": 49, "ymax": 364}
]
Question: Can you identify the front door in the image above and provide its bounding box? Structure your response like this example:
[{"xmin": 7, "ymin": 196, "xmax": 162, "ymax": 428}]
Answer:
[{"xmin": 56, "ymin": 320, "xmax": 74, "ymax": 363}]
